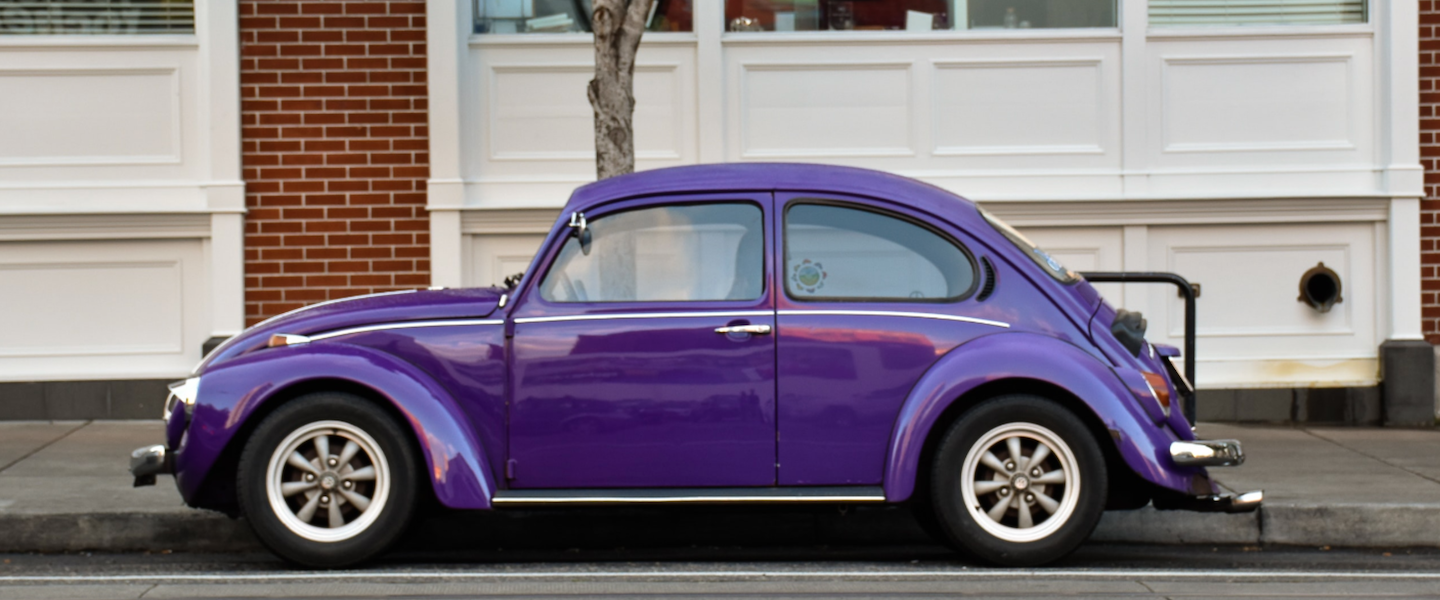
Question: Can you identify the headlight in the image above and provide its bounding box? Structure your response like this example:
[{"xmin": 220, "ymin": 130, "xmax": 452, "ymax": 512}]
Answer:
[{"xmin": 163, "ymin": 377, "xmax": 200, "ymax": 424}]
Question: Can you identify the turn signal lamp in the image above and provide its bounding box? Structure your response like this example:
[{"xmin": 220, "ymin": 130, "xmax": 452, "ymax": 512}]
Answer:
[{"xmin": 1141, "ymin": 371, "xmax": 1172, "ymax": 418}]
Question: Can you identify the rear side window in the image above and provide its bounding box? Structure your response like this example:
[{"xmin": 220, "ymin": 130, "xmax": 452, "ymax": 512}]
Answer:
[
  {"xmin": 784, "ymin": 203, "xmax": 975, "ymax": 302},
  {"xmin": 540, "ymin": 203, "xmax": 765, "ymax": 303}
]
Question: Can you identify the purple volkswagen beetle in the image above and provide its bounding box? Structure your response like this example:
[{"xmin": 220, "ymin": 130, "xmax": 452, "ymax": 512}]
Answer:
[{"xmin": 130, "ymin": 163, "xmax": 1259, "ymax": 567}]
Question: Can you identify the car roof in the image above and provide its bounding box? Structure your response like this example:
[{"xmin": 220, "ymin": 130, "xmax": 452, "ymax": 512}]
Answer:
[{"xmin": 562, "ymin": 163, "xmax": 978, "ymax": 219}]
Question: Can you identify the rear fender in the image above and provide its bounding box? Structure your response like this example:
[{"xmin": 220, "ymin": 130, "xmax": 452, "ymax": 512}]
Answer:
[
  {"xmin": 883, "ymin": 332, "xmax": 1202, "ymax": 502},
  {"xmin": 176, "ymin": 343, "xmax": 496, "ymax": 510}
]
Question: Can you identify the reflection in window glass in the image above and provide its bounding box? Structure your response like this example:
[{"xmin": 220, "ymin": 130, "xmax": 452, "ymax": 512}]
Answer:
[
  {"xmin": 0, "ymin": 0, "xmax": 194, "ymax": 34},
  {"xmin": 724, "ymin": 0, "xmax": 1113, "ymax": 31},
  {"xmin": 785, "ymin": 204, "xmax": 974, "ymax": 301},
  {"xmin": 475, "ymin": 0, "xmax": 692, "ymax": 33},
  {"xmin": 1150, "ymin": 0, "xmax": 1364, "ymax": 26},
  {"xmin": 541, "ymin": 203, "xmax": 764, "ymax": 303}
]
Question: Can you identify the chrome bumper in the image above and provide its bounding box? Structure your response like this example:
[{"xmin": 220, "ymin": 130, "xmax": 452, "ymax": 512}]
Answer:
[
  {"xmin": 1170, "ymin": 439, "xmax": 1244, "ymax": 467},
  {"xmin": 130, "ymin": 444, "xmax": 171, "ymax": 488},
  {"xmin": 1155, "ymin": 489, "xmax": 1263, "ymax": 513}
]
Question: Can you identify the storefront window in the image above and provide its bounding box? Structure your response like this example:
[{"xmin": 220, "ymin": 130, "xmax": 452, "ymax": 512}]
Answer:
[
  {"xmin": 724, "ymin": 0, "xmax": 1114, "ymax": 31},
  {"xmin": 0, "ymin": 0, "xmax": 194, "ymax": 34},
  {"xmin": 1150, "ymin": 0, "xmax": 1365, "ymax": 26},
  {"xmin": 475, "ymin": 0, "xmax": 693, "ymax": 33}
]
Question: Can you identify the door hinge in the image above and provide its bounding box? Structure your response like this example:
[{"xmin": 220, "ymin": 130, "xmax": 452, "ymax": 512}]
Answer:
[{"xmin": 505, "ymin": 458, "xmax": 517, "ymax": 480}]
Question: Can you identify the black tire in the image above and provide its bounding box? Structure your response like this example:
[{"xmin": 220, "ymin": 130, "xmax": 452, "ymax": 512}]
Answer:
[
  {"xmin": 928, "ymin": 395, "xmax": 1107, "ymax": 566},
  {"xmin": 237, "ymin": 392, "xmax": 419, "ymax": 568}
]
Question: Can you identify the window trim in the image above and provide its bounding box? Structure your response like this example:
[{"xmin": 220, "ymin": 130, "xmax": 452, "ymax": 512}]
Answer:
[
  {"xmin": 780, "ymin": 198, "xmax": 980, "ymax": 305},
  {"xmin": 534, "ymin": 199, "xmax": 770, "ymax": 305}
]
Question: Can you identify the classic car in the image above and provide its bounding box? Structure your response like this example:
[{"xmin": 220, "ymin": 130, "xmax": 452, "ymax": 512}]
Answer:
[{"xmin": 130, "ymin": 163, "xmax": 1260, "ymax": 567}]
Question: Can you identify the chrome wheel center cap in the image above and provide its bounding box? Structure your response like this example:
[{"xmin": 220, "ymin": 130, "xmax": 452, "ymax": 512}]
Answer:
[
  {"xmin": 1012, "ymin": 475, "xmax": 1030, "ymax": 491},
  {"xmin": 320, "ymin": 473, "xmax": 338, "ymax": 491}
]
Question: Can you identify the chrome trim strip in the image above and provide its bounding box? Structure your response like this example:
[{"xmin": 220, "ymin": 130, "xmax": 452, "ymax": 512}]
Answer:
[
  {"xmin": 492, "ymin": 494, "xmax": 886, "ymax": 506},
  {"xmin": 301, "ymin": 319, "xmax": 505, "ymax": 343},
  {"xmin": 514, "ymin": 310, "xmax": 772, "ymax": 325},
  {"xmin": 778, "ymin": 309, "xmax": 1010, "ymax": 328}
]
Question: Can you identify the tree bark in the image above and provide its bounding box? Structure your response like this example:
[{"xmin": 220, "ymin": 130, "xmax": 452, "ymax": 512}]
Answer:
[{"xmin": 589, "ymin": 0, "xmax": 654, "ymax": 180}]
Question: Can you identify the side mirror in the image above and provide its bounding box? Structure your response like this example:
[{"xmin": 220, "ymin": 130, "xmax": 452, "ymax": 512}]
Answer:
[
  {"xmin": 1298, "ymin": 262, "xmax": 1342, "ymax": 313},
  {"xmin": 568, "ymin": 211, "xmax": 592, "ymax": 255}
]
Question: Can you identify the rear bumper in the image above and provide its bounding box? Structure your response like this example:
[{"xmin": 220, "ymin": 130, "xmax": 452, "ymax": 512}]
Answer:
[
  {"xmin": 129, "ymin": 444, "xmax": 171, "ymax": 487},
  {"xmin": 1170, "ymin": 439, "xmax": 1244, "ymax": 467},
  {"xmin": 1155, "ymin": 489, "xmax": 1263, "ymax": 513}
]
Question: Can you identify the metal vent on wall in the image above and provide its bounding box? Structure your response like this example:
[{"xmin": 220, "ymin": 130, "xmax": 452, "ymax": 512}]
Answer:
[
  {"xmin": 0, "ymin": 0, "xmax": 195, "ymax": 34},
  {"xmin": 977, "ymin": 256, "xmax": 997, "ymax": 301}
]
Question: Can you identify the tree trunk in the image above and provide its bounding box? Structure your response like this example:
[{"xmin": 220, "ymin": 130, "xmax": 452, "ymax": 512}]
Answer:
[{"xmin": 589, "ymin": 0, "xmax": 653, "ymax": 180}]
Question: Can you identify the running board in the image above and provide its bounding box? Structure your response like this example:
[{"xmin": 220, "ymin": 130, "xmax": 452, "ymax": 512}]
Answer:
[{"xmin": 491, "ymin": 486, "xmax": 887, "ymax": 506}]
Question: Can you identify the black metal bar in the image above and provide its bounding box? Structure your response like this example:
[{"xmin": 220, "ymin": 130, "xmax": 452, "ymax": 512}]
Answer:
[{"xmin": 1079, "ymin": 271, "xmax": 1197, "ymax": 424}]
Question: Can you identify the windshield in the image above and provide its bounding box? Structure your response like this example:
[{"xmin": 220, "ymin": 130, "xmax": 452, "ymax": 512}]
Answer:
[{"xmin": 978, "ymin": 207, "xmax": 1078, "ymax": 284}]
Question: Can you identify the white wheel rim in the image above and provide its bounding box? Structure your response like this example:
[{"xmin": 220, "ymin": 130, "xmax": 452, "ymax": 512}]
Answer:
[
  {"xmin": 265, "ymin": 420, "xmax": 391, "ymax": 543},
  {"xmin": 960, "ymin": 422, "xmax": 1080, "ymax": 543}
]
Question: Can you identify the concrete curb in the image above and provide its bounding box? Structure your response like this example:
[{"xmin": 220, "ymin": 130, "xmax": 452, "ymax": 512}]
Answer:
[{"xmin": 3, "ymin": 503, "xmax": 1439, "ymax": 554}]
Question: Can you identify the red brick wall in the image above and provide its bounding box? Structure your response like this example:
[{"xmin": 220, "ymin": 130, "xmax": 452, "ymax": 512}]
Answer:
[
  {"xmin": 239, "ymin": 0, "xmax": 430, "ymax": 327},
  {"xmin": 1426, "ymin": 1, "xmax": 1440, "ymax": 341}
]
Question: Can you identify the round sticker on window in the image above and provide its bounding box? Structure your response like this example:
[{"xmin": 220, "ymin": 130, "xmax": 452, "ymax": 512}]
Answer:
[{"xmin": 791, "ymin": 259, "xmax": 827, "ymax": 294}]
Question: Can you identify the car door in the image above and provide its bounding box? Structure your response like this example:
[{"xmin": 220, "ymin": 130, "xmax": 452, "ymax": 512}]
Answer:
[
  {"xmin": 507, "ymin": 194, "xmax": 777, "ymax": 489},
  {"xmin": 774, "ymin": 194, "xmax": 1000, "ymax": 486}
]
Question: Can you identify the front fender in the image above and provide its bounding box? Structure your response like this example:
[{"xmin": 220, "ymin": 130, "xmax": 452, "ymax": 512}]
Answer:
[
  {"xmin": 882, "ymin": 332, "xmax": 1202, "ymax": 502},
  {"xmin": 175, "ymin": 343, "xmax": 496, "ymax": 510}
]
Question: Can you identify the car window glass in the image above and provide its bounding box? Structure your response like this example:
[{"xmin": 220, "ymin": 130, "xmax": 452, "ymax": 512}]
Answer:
[
  {"xmin": 540, "ymin": 203, "xmax": 764, "ymax": 302},
  {"xmin": 785, "ymin": 203, "xmax": 974, "ymax": 301}
]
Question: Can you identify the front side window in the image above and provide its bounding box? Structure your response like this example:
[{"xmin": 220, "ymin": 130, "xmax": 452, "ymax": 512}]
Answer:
[
  {"xmin": 540, "ymin": 203, "xmax": 764, "ymax": 303},
  {"xmin": 0, "ymin": 0, "xmax": 194, "ymax": 34},
  {"xmin": 1150, "ymin": 0, "xmax": 1366, "ymax": 26},
  {"xmin": 784, "ymin": 203, "xmax": 975, "ymax": 302},
  {"xmin": 475, "ymin": 0, "xmax": 692, "ymax": 33},
  {"xmin": 724, "ymin": 0, "xmax": 1114, "ymax": 32}
]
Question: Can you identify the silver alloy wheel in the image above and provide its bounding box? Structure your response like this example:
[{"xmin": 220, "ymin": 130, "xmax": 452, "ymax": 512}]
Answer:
[
  {"xmin": 960, "ymin": 422, "xmax": 1080, "ymax": 543},
  {"xmin": 265, "ymin": 420, "xmax": 391, "ymax": 543}
]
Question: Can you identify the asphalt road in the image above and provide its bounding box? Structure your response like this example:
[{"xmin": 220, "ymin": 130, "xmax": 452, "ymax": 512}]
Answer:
[{"xmin": 2, "ymin": 545, "xmax": 1439, "ymax": 599}]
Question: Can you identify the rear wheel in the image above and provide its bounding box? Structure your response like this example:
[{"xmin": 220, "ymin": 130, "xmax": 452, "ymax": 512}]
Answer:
[
  {"xmin": 238, "ymin": 392, "xmax": 419, "ymax": 567},
  {"xmin": 929, "ymin": 395, "xmax": 1106, "ymax": 566}
]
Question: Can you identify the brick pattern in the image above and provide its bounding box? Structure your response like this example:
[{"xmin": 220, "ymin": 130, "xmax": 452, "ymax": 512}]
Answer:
[
  {"xmin": 1426, "ymin": 1, "xmax": 1440, "ymax": 341},
  {"xmin": 240, "ymin": 0, "xmax": 430, "ymax": 326}
]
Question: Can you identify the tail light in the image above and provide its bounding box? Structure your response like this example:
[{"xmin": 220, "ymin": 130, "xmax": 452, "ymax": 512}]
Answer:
[{"xmin": 1141, "ymin": 371, "xmax": 1172, "ymax": 418}]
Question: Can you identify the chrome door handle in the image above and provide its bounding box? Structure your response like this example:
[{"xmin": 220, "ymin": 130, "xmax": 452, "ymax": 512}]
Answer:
[{"xmin": 715, "ymin": 324, "xmax": 772, "ymax": 335}]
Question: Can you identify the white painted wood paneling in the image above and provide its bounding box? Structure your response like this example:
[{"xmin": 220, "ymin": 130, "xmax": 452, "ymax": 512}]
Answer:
[
  {"xmin": 1147, "ymin": 223, "xmax": 1378, "ymax": 387},
  {"xmin": 489, "ymin": 64, "xmax": 683, "ymax": 161},
  {"xmin": 1162, "ymin": 55, "xmax": 1353, "ymax": 153},
  {"xmin": 0, "ymin": 239, "xmax": 207, "ymax": 381},
  {"xmin": 467, "ymin": 233, "xmax": 546, "ymax": 288},
  {"xmin": 0, "ymin": 68, "xmax": 180, "ymax": 166},
  {"xmin": 1018, "ymin": 226, "xmax": 1124, "ymax": 303},
  {"xmin": 738, "ymin": 62, "xmax": 914, "ymax": 158},
  {"xmin": 933, "ymin": 59, "xmax": 1104, "ymax": 156}
]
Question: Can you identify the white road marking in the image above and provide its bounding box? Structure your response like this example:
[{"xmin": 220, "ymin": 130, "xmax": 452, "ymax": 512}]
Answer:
[{"xmin": 2, "ymin": 569, "xmax": 1440, "ymax": 583}]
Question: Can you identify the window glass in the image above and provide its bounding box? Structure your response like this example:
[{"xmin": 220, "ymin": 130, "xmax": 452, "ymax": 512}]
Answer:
[
  {"xmin": 978, "ymin": 206, "xmax": 1077, "ymax": 284},
  {"xmin": 784, "ymin": 203, "xmax": 974, "ymax": 301},
  {"xmin": 0, "ymin": 0, "xmax": 194, "ymax": 34},
  {"xmin": 475, "ymin": 0, "xmax": 692, "ymax": 33},
  {"xmin": 540, "ymin": 203, "xmax": 764, "ymax": 303},
  {"xmin": 724, "ymin": 0, "xmax": 1114, "ymax": 32},
  {"xmin": 1150, "ymin": 0, "xmax": 1365, "ymax": 26}
]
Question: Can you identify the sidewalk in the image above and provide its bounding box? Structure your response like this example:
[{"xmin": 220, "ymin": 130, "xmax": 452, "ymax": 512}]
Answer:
[{"xmin": 0, "ymin": 421, "xmax": 1437, "ymax": 553}]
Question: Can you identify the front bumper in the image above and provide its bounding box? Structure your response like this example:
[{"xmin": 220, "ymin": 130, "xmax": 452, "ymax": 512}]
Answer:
[
  {"xmin": 1170, "ymin": 439, "xmax": 1244, "ymax": 467},
  {"xmin": 130, "ymin": 444, "xmax": 171, "ymax": 487}
]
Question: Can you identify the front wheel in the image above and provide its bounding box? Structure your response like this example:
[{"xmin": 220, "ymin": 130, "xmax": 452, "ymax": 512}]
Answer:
[
  {"xmin": 237, "ymin": 392, "xmax": 419, "ymax": 567},
  {"xmin": 929, "ymin": 395, "xmax": 1107, "ymax": 566}
]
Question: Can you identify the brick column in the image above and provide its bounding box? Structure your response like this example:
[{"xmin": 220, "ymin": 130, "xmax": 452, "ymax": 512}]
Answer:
[
  {"xmin": 1424, "ymin": 0, "xmax": 1440, "ymax": 341},
  {"xmin": 239, "ymin": 0, "xmax": 430, "ymax": 326}
]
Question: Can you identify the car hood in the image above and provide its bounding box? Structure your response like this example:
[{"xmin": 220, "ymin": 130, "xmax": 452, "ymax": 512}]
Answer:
[{"xmin": 197, "ymin": 287, "xmax": 505, "ymax": 374}]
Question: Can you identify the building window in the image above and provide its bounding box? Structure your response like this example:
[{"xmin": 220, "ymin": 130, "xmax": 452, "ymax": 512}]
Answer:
[
  {"xmin": 475, "ymin": 0, "xmax": 693, "ymax": 33},
  {"xmin": 0, "ymin": 0, "xmax": 194, "ymax": 34},
  {"xmin": 725, "ymin": 0, "xmax": 1115, "ymax": 32},
  {"xmin": 1150, "ymin": 0, "xmax": 1366, "ymax": 26}
]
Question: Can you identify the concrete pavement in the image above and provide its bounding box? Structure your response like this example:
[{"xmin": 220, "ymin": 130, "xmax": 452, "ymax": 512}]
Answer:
[{"xmin": 0, "ymin": 421, "xmax": 1437, "ymax": 553}]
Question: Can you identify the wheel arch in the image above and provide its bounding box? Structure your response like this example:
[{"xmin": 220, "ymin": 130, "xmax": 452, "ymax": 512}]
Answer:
[
  {"xmin": 178, "ymin": 343, "xmax": 498, "ymax": 512},
  {"xmin": 883, "ymin": 332, "xmax": 1199, "ymax": 504}
]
